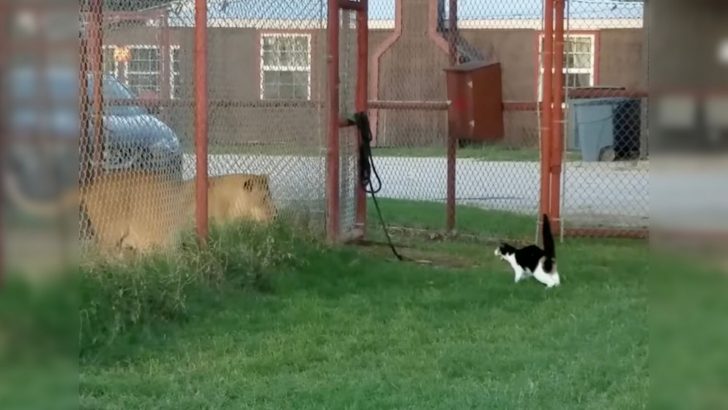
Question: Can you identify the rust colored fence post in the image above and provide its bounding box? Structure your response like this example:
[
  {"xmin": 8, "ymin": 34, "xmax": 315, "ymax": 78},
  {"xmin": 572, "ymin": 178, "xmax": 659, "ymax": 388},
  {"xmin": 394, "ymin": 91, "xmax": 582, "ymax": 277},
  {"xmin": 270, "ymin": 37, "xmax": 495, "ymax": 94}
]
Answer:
[
  {"xmin": 550, "ymin": 0, "xmax": 565, "ymax": 234},
  {"xmin": 355, "ymin": 2, "xmax": 369, "ymax": 238},
  {"xmin": 540, "ymin": 0, "xmax": 554, "ymax": 239},
  {"xmin": 445, "ymin": 0, "xmax": 458, "ymax": 233},
  {"xmin": 447, "ymin": 0, "xmax": 458, "ymax": 62},
  {"xmin": 194, "ymin": 0, "xmax": 209, "ymax": 244},
  {"xmin": 326, "ymin": 0, "xmax": 341, "ymax": 243}
]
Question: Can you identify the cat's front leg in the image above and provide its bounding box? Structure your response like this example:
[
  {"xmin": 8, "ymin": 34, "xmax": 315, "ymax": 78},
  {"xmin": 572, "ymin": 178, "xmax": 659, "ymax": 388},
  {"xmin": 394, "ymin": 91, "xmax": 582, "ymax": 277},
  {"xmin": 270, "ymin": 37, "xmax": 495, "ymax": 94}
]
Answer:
[{"xmin": 513, "ymin": 267, "xmax": 526, "ymax": 283}]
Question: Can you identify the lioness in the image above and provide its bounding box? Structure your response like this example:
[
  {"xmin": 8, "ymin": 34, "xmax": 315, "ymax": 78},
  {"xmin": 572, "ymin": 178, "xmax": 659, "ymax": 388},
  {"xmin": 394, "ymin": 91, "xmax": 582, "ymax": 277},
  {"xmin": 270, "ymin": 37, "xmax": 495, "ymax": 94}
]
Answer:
[{"xmin": 5, "ymin": 172, "xmax": 277, "ymax": 252}]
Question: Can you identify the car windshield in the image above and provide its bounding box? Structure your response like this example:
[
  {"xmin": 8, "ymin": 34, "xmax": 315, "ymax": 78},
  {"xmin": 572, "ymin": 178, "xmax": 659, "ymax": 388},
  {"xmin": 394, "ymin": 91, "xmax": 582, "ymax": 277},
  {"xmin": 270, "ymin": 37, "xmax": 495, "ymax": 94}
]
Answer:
[{"xmin": 7, "ymin": 68, "xmax": 147, "ymax": 117}]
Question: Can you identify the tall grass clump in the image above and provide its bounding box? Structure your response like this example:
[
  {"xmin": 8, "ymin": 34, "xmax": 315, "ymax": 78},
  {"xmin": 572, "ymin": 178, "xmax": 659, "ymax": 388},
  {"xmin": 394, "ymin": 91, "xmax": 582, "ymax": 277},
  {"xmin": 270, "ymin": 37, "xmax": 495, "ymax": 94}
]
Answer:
[{"xmin": 79, "ymin": 217, "xmax": 318, "ymax": 357}]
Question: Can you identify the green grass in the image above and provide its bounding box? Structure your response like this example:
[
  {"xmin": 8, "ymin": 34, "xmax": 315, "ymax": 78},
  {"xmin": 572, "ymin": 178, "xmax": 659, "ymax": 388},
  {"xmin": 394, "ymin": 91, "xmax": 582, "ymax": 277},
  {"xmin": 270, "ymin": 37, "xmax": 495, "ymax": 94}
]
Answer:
[
  {"xmin": 79, "ymin": 203, "xmax": 648, "ymax": 409},
  {"xmin": 373, "ymin": 145, "xmax": 582, "ymax": 162},
  {"xmin": 199, "ymin": 143, "xmax": 581, "ymax": 162},
  {"xmin": 369, "ymin": 197, "xmax": 536, "ymax": 241},
  {"xmin": 374, "ymin": 145, "xmax": 542, "ymax": 161}
]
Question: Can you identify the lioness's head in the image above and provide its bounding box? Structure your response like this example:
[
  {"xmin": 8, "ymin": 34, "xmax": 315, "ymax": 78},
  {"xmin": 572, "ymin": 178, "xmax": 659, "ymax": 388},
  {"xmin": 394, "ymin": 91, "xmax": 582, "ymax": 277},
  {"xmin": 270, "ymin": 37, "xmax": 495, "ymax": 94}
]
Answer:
[{"xmin": 240, "ymin": 174, "xmax": 277, "ymax": 222}]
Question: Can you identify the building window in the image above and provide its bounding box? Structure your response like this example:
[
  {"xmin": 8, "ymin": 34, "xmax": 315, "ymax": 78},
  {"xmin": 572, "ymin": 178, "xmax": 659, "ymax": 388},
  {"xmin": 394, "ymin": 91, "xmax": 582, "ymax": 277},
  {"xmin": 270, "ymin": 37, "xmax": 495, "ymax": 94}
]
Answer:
[
  {"xmin": 103, "ymin": 45, "xmax": 181, "ymax": 99},
  {"xmin": 172, "ymin": 48, "xmax": 182, "ymax": 98},
  {"xmin": 125, "ymin": 46, "xmax": 161, "ymax": 98},
  {"xmin": 538, "ymin": 34, "xmax": 596, "ymax": 101},
  {"xmin": 260, "ymin": 34, "xmax": 311, "ymax": 100}
]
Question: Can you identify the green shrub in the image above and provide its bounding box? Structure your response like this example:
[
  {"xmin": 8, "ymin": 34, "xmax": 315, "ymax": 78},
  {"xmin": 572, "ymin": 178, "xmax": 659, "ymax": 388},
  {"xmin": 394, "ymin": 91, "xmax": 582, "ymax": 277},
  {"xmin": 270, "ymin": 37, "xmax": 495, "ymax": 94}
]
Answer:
[{"xmin": 79, "ymin": 218, "xmax": 315, "ymax": 357}]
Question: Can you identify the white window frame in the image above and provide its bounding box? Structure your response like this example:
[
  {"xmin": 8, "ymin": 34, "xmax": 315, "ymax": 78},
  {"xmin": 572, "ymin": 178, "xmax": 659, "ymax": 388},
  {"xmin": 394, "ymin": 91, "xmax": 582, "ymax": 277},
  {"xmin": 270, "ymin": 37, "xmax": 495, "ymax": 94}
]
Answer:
[
  {"xmin": 538, "ymin": 33, "xmax": 596, "ymax": 102},
  {"xmin": 259, "ymin": 33, "xmax": 312, "ymax": 101},
  {"xmin": 102, "ymin": 44, "xmax": 181, "ymax": 99},
  {"xmin": 170, "ymin": 47, "xmax": 182, "ymax": 99}
]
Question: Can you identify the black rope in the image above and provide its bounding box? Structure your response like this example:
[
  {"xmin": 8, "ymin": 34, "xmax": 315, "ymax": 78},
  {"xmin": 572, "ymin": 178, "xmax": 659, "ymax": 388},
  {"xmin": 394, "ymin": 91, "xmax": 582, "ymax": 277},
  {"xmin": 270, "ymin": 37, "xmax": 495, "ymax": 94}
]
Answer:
[{"xmin": 352, "ymin": 112, "xmax": 405, "ymax": 262}]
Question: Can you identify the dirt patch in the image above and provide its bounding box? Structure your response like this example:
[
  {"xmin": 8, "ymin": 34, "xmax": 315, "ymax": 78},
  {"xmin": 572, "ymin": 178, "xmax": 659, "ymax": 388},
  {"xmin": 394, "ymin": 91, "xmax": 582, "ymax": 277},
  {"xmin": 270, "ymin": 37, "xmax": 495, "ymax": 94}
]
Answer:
[
  {"xmin": 374, "ymin": 225, "xmax": 509, "ymax": 245},
  {"xmin": 356, "ymin": 240, "xmax": 481, "ymax": 269}
]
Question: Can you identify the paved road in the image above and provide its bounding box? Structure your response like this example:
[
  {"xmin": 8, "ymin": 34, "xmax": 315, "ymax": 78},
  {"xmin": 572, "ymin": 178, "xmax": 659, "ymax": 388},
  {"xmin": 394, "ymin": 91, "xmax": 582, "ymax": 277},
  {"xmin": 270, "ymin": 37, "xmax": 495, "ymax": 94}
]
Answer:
[{"xmin": 183, "ymin": 155, "xmax": 649, "ymax": 228}]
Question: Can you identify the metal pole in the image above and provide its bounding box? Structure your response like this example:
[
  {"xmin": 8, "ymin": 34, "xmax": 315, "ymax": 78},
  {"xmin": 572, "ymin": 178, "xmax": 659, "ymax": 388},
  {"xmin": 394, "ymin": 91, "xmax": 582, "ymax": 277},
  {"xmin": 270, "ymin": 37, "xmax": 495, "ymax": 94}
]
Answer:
[
  {"xmin": 354, "ymin": 3, "xmax": 369, "ymax": 238},
  {"xmin": 447, "ymin": 0, "xmax": 458, "ymax": 64},
  {"xmin": 540, "ymin": 0, "xmax": 554, "ymax": 242},
  {"xmin": 326, "ymin": 0, "xmax": 341, "ymax": 242},
  {"xmin": 550, "ymin": 0, "xmax": 565, "ymax": 233},
  {"xmin": 445, "ymin": 0, "xmax": 458, "ymax": 233},
  {"xmin": 194, "ymin": 0, "xmax": 209, "ymax": 244}
]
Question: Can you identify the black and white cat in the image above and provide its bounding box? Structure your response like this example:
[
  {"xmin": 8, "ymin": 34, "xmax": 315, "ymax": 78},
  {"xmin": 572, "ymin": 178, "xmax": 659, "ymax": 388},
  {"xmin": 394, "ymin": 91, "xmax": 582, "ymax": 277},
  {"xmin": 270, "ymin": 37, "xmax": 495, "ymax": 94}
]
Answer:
[{"xmin": 494, "ymin": 214, "xmax": 561, "ymax": 288}]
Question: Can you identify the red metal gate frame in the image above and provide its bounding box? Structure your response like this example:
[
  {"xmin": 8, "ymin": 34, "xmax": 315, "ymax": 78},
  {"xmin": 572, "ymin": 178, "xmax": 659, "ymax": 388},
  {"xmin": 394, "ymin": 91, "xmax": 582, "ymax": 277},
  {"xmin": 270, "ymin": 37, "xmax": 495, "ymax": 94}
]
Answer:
[
  {"xmin": 550, "ymin": 0, "xmax": 565, "ymax": 234},
  {"xmin": 540, "ymin": 0, "xmax": 554, "ymax": 239},
  {"xmin": 181, "ymin": 0, "xmax": 373, "ymax": 245},
  {"xmin": 194, "ymin": 0, "xmax": 209, "ymax": 244}
]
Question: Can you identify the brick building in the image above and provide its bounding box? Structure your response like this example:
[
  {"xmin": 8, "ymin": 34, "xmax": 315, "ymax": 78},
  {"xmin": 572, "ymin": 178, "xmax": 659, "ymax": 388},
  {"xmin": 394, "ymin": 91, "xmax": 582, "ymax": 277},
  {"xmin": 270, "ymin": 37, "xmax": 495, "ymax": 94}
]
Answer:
[{"xmin": 100, "ymin": 0, "xmax": 646, "ymax": 148}]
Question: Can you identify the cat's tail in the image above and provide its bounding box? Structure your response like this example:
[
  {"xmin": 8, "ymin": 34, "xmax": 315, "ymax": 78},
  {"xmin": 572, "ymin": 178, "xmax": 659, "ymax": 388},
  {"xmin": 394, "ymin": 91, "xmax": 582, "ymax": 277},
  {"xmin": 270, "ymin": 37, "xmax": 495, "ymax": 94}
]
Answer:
[{"xmin": 542, "ymin": 213, "xmax": 556, "ymax": 271}]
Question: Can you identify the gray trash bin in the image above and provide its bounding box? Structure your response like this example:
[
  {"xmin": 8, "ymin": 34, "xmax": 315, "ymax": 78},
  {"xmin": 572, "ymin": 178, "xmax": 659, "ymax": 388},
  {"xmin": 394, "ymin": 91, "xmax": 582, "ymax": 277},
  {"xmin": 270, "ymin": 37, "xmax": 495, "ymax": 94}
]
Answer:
[{"xmin": 567, "ymin": 97, "xmax": 641, "ymax": 162}]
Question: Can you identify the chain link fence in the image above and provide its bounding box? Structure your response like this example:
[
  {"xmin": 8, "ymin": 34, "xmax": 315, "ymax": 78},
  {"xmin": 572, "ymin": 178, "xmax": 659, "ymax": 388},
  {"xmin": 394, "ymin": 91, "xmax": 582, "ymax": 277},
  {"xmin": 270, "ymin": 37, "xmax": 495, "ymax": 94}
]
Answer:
[
  {"xmin": 339, "ymin": 8, "xmax": 362, "ymax": 240},
  {"xmin": 4, "ymin": 0, "xmax": 649, "ymax": 260},
  {"xmin": 77, "ymin": 2, "xmax": 187, "ymax": 251},
  {"xmin": 183, "ymin": 0, "xmax": 331, "ymax": 233},
  {"xmin": 12, "ymin": 0, "xmax": 366, "ymax": 255},
  {"xmin": 368, "ymin": 0, "xmax": 545, "ymax": 238},
  {"xmin": 367, "ymin": 0, "xmax": 648, "ymax": 239},
  {"xmin": 84, "ymin": 0, "xmax": 342, "ymax": 251},
  {"xmin": 561, "ymin": 0, "xmax": 648, "ymax": 236}
]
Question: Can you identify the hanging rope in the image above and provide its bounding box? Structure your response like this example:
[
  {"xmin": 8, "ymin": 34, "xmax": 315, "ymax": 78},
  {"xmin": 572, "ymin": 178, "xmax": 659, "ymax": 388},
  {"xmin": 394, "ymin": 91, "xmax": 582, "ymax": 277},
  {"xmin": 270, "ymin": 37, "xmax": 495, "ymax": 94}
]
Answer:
[{"xmin": 351, "ymin": 112, "xmax": 405, "ymax": 261}]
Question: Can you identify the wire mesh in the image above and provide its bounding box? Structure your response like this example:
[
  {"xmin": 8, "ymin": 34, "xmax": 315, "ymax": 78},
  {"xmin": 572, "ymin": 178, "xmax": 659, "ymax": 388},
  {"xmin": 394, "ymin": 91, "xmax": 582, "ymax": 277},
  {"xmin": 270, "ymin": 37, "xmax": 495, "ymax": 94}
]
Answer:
[
  {"xmin": 194, "ymin": 0, "xmax": 329, "ymax": 233},
  {"xmin": 368, "ymin": 0, "xmax": 544, "ymax": 238},
  {"xmin": 73, "ymin": 0, "xmax": 343, "ymax": 254},
  {"xmin": 76, "ymin": 1, "xmax": 192, "ymax": 253},
  {"xmin": 7, "ymin": 0, "xmax": 651, "ymax": 259},
  {"xmin": 339, "ymin": 9, "xmax": 360, "ymax": 239},
  {"xmin": 561, "ymin": 0, "xmax": 648, "ymax": 236}
]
